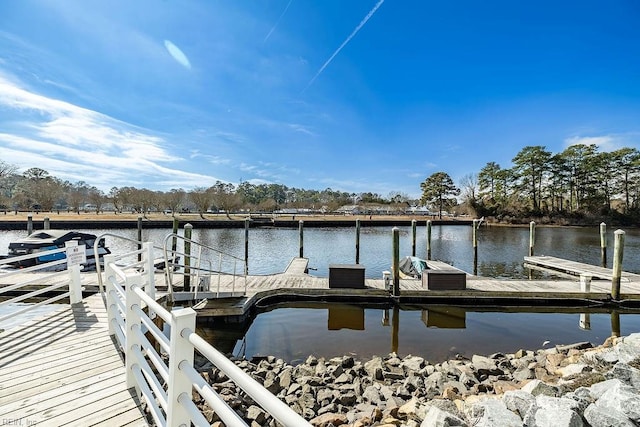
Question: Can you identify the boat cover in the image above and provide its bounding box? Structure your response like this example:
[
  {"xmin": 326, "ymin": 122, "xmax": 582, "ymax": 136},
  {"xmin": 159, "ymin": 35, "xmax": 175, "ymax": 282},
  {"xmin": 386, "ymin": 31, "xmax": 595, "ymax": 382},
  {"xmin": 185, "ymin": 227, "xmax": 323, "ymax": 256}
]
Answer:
[{"xmin": 399, "ymin": 256, "xmax": 428, "ymax": 278}]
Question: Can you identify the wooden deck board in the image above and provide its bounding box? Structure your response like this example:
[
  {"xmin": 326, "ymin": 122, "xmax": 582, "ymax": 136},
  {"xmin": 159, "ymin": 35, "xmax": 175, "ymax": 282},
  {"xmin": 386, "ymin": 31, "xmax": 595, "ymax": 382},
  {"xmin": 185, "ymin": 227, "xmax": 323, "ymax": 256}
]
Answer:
[
  {"xmin": 524, "ymin": 255, "xmax": 640, "ymax": 282},
  {"xmin": 0, "ymin": 294, "xmax": 148, "ymax": 425}
]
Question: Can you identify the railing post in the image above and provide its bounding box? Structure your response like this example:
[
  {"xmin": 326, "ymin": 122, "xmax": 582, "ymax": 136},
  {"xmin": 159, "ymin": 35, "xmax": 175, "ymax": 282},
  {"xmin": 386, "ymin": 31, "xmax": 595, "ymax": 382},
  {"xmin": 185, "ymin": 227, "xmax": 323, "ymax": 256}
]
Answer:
[
  {"xmin": 600, "ymin": 222, "xmax": 607, "ymax": 268},
  {"xmin": 611, "ymin": 229, "xmax": 625, "ymax": 300},
  {"xmin": 104, "ymin": 254, "xmax": 117, "ymax": 336},
  {"xmin": 298, "ymin": 220, "xmax": 304, "ymax": 258},
  {"xmin": 244, "ymin": 218, "xmax": 250, "ymax": 275},
  {"xmin": 141, "ymin": 242, "xmax": 156, "ymax": 319},
  {"xmin": 528, "ymin": 221, "xmax": 536, "ymax": 256},
  {"xmin": 27, "ymin": 214, "xmax": 33, "ymax": 235},
  {"xmin": 65, "ymin": 241, "xmax": 83, "ymax": 304},
  {"xmin": 426, "ymin": 220, "xmax": 432, "ymax": 260},
  {"xmin": 411, "ymin": 219, "xmax": 417, "ymax": 257},
  {"xmin": 184, "ymin": 223, "xmax": 192, "ymax": 292},
  {"xmin": 166, "ymin": 308, "xmax": 197, "ymax": 427},
  {"xmin": 125, "ymin": 274, "xmax": 144, "ymax": 389},
  {"xmin": 392, "ymin": 227, "xmax": 400, "ymax": 297},
  {"xmin": 355, "ymin": 219, "xmax": 361, "ymax": 264},
  {"xmin": 44, "ymin": 217, "xmax": 50, "ymax": 230}
]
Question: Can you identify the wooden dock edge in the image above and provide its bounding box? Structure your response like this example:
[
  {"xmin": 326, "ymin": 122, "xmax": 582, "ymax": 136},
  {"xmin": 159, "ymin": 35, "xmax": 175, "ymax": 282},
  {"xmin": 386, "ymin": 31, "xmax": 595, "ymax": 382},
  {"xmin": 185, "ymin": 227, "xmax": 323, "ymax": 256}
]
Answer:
[{"xmin": 193, "ymin": 287, "xmax": 640, "ymax": 317}]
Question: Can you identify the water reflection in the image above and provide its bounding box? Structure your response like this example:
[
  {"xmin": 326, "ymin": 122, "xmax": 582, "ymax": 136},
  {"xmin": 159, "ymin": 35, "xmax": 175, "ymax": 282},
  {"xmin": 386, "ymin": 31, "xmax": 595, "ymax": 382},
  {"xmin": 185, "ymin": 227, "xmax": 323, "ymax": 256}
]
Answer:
[{"xmin": 192, "ymin": 302, "xmax": 640, "ymax": 364}]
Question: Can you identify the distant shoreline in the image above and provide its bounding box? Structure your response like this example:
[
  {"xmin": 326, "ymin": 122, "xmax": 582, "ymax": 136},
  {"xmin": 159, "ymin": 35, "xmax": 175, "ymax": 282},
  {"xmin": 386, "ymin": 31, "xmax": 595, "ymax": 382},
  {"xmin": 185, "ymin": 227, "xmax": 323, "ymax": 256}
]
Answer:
[{"xmin": 0, "ymin": 211, "xmax": 474, "ymax": 230}]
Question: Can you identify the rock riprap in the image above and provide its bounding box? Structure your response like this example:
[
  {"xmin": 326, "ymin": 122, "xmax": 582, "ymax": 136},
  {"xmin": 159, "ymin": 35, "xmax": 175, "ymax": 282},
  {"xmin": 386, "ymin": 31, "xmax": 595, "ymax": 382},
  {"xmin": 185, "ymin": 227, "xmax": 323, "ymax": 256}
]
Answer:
[{"xmin": 194, "ymin": 333, "xmax": 640, "ymax": 426}]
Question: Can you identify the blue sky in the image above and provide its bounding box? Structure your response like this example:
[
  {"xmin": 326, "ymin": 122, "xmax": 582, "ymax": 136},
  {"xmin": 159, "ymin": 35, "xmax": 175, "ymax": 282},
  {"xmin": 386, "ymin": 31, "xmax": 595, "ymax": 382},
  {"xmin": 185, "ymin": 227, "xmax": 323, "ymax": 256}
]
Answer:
[{"xmin": 0, "ymin": 1, "xmax": 639, "ymax": 198}]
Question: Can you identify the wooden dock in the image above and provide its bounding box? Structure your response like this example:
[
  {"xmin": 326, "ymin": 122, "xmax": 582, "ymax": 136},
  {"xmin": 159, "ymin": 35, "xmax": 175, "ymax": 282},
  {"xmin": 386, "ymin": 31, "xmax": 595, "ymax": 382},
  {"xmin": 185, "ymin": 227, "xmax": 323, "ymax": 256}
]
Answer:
[
  {"xmin": 524, "ymin": 255, "xmax": 640, "ymax": 281},
  {"xmin": 0, "ymin": 294, "xmax": 148, "ymax": 426}
]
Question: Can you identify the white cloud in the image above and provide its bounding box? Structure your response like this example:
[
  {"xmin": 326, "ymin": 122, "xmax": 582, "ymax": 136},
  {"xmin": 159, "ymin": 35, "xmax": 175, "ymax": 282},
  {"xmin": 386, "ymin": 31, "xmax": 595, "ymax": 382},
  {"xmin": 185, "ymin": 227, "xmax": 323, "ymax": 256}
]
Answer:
[
  {"xmin": 564, "ymin": 134, "xmax": 640, "ymax": 152},
  {"xmin": 164, "ymin": 40, "xmax": 192, "ymax": 69},
  {"xmin": 0, "ymin": 72, "xmax": 217, "ymax": 190}
]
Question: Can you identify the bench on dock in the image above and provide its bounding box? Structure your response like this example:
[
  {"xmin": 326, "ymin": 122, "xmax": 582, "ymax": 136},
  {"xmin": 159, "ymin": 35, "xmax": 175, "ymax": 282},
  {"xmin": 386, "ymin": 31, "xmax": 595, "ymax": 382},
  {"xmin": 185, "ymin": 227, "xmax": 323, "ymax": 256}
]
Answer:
[
  {"xmin": 329, "ymin": 264, "xmax": 365, "ymax": 289},
  {"xmin": 422, "ymin": 269, "xmax": 467, "ymax": 290}
]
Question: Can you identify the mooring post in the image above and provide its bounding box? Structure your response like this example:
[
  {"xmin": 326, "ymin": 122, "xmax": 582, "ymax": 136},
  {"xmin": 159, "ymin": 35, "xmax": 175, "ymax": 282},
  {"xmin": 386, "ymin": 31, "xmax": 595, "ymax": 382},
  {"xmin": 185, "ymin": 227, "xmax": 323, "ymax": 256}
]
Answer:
[
  {"xmin": 172, "ymin": 216, "xmax": 179, "ymax": 256},
  {"xmin": 392, "ymin": 227, "xmax": 400, "ymax": 296},
  {"xmin": 298, "ymin": 220, "xmax": 304, "ymax": 258},
  {"xmin": 472, "ymin": 219, "xmax": 479, "ymax": 276},
  {"xmin": 355, "ymin": 219, "xmax": 361, "ymax": 264},
  {"xmin": 611, "ymin": 229, "xmax": 625, "ymax": 300},
  {"xmin": 426, "ymin": 220, "xmax": 432, "ymax": 260},
  {"xmin": 600, "ymin": 222, "xmax": 607, "ymax": 268},
  {"xmin": 27, "ymin": 214, "xmax": 33, "ymax": 235},
  {"xmin": 411, "ymin": 219, "xmax": 417, "ymax": 257},
  {"xmin": 183, "ymin": 223, "xmax": 192, "ymax": 292},
  {"xmin": 611, "ymin": 310, "xmax": 621, "ymax": 338},
  {"xmin": 43, "ymin": 216, "xmax": 50, "ymax": 230},
  {"xmin": 137, "ymin": 215, "xmax": 143, "ymax": 262},
  {"xmin": 244, "ymin": 218, "xmax": 250, "ymax": 274},
  {"xmin": 528, "ymin": 221, "xmax": 536, "ymax": 256}
]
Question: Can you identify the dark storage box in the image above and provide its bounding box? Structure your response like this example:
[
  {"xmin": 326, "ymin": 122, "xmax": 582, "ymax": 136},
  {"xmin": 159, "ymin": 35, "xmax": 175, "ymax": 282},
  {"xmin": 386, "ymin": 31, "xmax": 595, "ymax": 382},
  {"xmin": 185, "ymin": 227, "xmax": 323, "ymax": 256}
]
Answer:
[
  {"xmin": 422, "ymin": 270, "xmax": 466, "ymax": 290},
  {"xmin": 329, "ymin": 264, "xmax": 365, "ymax": 289}
]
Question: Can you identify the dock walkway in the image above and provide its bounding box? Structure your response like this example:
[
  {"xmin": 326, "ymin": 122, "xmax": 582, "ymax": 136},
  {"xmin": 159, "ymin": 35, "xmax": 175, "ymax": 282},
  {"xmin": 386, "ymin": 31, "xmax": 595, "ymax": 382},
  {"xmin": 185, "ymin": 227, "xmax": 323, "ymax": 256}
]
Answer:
[
  {"xmin": 524, "ymin": 255, "xmax": 640, "ymax": 282},
  {"xmin": 0, "ymin": 294, "xmax": 148, "ymax": 426}
]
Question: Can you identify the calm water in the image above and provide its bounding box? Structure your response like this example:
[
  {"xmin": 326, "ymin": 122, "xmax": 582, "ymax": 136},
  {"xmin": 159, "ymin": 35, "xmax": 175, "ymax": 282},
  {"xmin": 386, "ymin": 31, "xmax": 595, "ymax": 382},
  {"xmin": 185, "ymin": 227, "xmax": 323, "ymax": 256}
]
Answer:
[
  {"xmin": 3, "ymin": 224, "xmax": 640, "ymax": 362},
  {"xmin": 3, "ymin": 224, "xmax": 640, "ymax": 278}
]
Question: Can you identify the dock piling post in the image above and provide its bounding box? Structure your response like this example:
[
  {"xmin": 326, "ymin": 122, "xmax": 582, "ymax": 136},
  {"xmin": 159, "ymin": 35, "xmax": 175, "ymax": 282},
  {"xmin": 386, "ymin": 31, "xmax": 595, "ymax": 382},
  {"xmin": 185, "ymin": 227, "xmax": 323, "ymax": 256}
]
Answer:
[
  {"xmin": 392, "ymin": 227, "xmax": 400, "ymax": 296},
  {"xmin": 245, "ymin": 218, "xmax": 250, "ymax": 274},
  {"xmin": 580, "ymin": 273, "xmax": 592, "ymax": 292},
  {"xmin": 27, "ymin": 214, "xmax": 33, "ymax": 235},
  {"xmin": 611, "ymin": 310, "xmax": 621, "ymax": 338},
  {"xmin": 299, "ymin": 220, "xmax": 304, "ymax": 258},
  {"xmin": 355, "ymin": 219, "xmax": 361, "ymax": 264},
  {"xmin": 611, "ymin": 229, "xmax": 625, "ymax": 300},
  {"xmin": 411, "ymin": 219, "xmax": 417, "ymax": 257},
  {"xmin": 528, "ymin": 221, "xmax": 536, "ymax": 256},
  {"xmin": 44, "ymin": 216, "xmax": 50, "ymax": 230},
  {"xmin": 426, "ymin": 220, "xmax": 432, "ymax": 260},
  {"xmin": 184, "ymin": 223, "xmax": 192, "ymax": 292},
  {"xmin": 473, "ymin": 219, "xmax": 479, "ymax": 276},
  {"xmin": 137, "ymin": 215, "xmax": 143, "ymax": 262},
  {"xmin": 600, "ymin": 222, "xmax": 607, "ymax": 268}
]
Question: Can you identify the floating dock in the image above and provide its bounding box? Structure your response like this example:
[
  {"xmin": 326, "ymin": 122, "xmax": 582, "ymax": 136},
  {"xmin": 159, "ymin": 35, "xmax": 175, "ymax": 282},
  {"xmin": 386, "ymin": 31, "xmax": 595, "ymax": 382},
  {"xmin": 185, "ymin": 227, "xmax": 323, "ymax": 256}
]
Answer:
[{"xmin": 524, "ymin": 255, "xmax": 640, "ymax": 281}]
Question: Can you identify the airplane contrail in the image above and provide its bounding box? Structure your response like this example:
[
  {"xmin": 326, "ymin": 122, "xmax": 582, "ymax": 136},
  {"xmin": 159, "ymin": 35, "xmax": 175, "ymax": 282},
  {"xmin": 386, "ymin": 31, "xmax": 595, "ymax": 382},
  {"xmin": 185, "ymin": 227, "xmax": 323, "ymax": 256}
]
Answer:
[
  {"xmin": 304, "ymin": 0, "xmax": 385, "ymax": 92},
  {"xmin": 264, "ymin": 0, "xmax": 294, "ymax": 43}
]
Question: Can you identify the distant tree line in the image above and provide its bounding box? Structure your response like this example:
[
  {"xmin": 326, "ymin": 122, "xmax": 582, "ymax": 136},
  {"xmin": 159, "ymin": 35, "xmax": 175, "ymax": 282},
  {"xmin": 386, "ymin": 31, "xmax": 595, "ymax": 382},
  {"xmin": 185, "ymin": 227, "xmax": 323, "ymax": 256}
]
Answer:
[
  {"xmin": 418, "ymin": 144, "xmax": 640, "ymax": 224},
  {"xmin": 0, "ymin": 162, "xmax": 414, "ymax": 217},
  {"xmin": 3, "ymin": 142, "xmax": 639, "ymax": 224}
]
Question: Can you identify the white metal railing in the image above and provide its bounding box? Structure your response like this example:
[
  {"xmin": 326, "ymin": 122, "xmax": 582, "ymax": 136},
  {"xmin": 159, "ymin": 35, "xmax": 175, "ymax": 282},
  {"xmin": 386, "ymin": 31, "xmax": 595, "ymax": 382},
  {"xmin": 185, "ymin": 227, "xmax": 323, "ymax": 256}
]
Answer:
[
  {"xmin": 0, "ymin": 241, "xmax": 84, "ymax": 324},
  {"xmin": 162, "ymin": 233, "xmax": 247, "ymax": 300},
  {"xmin": 105, "ymin": 243, "xmax": 310, "ymax": 427}
]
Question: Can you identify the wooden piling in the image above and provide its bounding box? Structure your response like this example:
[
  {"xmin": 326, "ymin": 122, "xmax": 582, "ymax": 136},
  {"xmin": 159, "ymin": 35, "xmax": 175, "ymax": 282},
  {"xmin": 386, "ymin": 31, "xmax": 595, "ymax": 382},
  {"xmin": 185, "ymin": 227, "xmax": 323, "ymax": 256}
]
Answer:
[
  {"xmin": 611, "ymin": 229, "xmax": 625, "ymax": 300},
  {"xmin": 473, "ymin": 219, "xmax": 479, "ymax": 276},
  {"xmin": 411, "ymin": 219, "xmax": 417, "ymax": 257},
  {"xmin": 611, "ymin": 310, "xmax": 621, "ymax": 338},
  {"xmin": 299, "ymin": 220, "xmax": 304, "ymax": 258},
  {"xmin": 27, "ymin": 214, "xmax": 33, "ymax": 235},
  {"xmin": 392, "ymin": 227, "xmax": 400, "ymax": 296},
  {"xmin": 244, "ymin": 218, "xmax": 250, "ymax": 274},
  {"xmin": 43, "ymin": 217, "xmax": 50, "ymax": 230},
  {"xmin": 137, "ymin": 215, "xmax": 143, "ymax": 262},
  {"xmin": 355, "ymin": 219, "xmax": 361, "ymax": 264},
  {"xmin": 600, "ymin": 222, "xmax": 607, "ymax": 268},
  {"xmin": 183, "ymin": 223, "xmax": 192, "ymax": 292},
  {"xmin": 528, "ymin": 221, "xmax": 535, "ymax": 256},
  {"xmin": 391, "ymin": 306, "xmax": 399, "ymax": 354},
  {"xmin": 426, "ymin": 220, "xmax": 432, "ymax": 260}
]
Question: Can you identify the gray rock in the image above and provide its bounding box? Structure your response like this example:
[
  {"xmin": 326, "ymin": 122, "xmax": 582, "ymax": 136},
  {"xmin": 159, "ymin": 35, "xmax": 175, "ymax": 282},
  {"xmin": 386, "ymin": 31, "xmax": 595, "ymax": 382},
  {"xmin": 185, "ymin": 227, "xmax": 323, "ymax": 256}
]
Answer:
[
  {"xmin": 420, "ymin": 406, "xmax": 468, "ymax": 427},
  {"xmin": 584, "ymin": 403, "xmax": 635, "ymax": 427},
  {"xmin": 402, "ymin": 355, "xmax": 426, "ymax": 372},
  {"xmin": 523, "ymin": 405, "xmax": 584, "ymax": 427},
  {"xmin": 246, "ymin": 405, "xmax": 267, "ymax": 425},
  {"xmin": 503, "ymin": 390, "xmax": 536, "ymax": 418},
  {"xmin": 364, "ymin": 356, "xmax": 384, "ymax": 381},
  {"xmin": 316, "ymin": 388, "xmax": 336, "ymax": 403},
  {"xmin": 472, "ymin": 355, "xmax": 499, "ymax": 375},
  {"xmin": 596, "ymin": 381, "xmax": 640, "ymax": 422},
  {"xmin": 466, "ymin": 399, "xmax": 522, "ymax": 427},
  {"xmin": 589, "ymin": 379, "xmax": 624, "ymax": 399},
  {"xmin": 337, "ymin": 392, "xmax": 358, "ymax": 406},
  {"xmin": 362, "ymin": 385, "xmax": 382, "ymax": 404},
  {"xmin": 384, "ymin": 365, "xmax": 405, "ymax": 380},
  {"xmin": 605, "ymin": 362, "xmax": 640, "ymax": 390},
  {"xmin": 521, "ymin": 379, "xmax": 558, "ymax": 397},
  {"xmin": 513, "ymin": 367, "xmax": 535, "ymax": 382}
]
